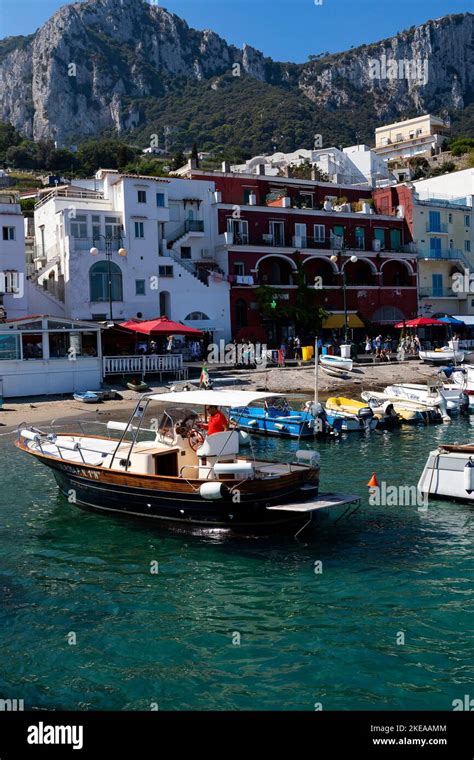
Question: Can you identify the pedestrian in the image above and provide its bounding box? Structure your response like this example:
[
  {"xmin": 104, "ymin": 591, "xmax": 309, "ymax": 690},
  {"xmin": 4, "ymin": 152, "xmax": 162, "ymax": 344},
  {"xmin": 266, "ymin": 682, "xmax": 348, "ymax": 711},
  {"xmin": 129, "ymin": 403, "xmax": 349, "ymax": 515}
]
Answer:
[{"xmin": 365, "ymin": 335, "xmax": 371, "ymax": 355}]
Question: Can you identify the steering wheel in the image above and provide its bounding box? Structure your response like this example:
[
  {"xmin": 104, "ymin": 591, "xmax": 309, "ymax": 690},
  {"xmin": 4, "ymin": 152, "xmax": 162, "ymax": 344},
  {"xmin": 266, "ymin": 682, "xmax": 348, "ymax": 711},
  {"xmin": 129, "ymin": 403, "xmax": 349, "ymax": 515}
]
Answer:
[{"xmin": 187, "ymin": 428, "xmax": 205, "ymax": 451}]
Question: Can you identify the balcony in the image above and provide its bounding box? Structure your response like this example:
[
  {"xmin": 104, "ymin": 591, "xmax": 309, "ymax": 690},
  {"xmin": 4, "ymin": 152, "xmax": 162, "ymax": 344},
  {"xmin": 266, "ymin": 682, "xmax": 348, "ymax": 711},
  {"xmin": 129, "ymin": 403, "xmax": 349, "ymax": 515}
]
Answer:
[
  {"xmin": 69, "ymin": 236, "xmax": 122, "ymax": 253},
  {"xmin": 167, "ymin": 220, "xmax": 204, "ymax": 247},
  {"xmin": 34, "ymin": 187, "xmax": 104, "ymax": 209},
  {"xmin": 426, "ymin": 222, "xmax": 448, "ymax": 234},
  {"xmin": 419, "ymin": 288, "xmax": 456, "ymax": 299},
  {"xmin": 418, "ymin": 248, "xmax": 466, "ymax": 261}
]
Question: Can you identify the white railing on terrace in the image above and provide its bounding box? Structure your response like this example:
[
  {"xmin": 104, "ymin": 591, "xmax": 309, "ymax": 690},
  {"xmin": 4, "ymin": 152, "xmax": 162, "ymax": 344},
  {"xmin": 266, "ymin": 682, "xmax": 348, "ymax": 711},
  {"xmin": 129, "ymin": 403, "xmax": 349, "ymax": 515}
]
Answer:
[
  {"xmin": 103, "ymin": 354, "xmax": 187, "ymax": 378},
  {"xmin": 35, "ymin": 188, "xmax": 105, "ymax": 209}
]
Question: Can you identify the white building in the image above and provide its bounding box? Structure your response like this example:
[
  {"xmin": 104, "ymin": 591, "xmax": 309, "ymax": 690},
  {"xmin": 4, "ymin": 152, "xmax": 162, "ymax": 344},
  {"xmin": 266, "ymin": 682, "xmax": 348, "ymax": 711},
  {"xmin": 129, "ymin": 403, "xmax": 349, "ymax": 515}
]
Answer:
[
  {"xmin": 231, "ymin": 145, "xmax": 391, "ymax": 187},
  {"xmin": 412, "ymin": 168, "xmax": 474, "ymax": 207},
  {"xmin": 374, "ymin": 114, "xmax": 450, "ymax": 163},
  {"xmin": 31, "ymin": 171, "xmax": 231, "ymax": 340},
  {"xmin": 0, "ymin": 192, "xmax": 29, "ymax": 320},
  {"xmin": 0, "ymin": 315, "xmax": 103, "ymax": 398}
]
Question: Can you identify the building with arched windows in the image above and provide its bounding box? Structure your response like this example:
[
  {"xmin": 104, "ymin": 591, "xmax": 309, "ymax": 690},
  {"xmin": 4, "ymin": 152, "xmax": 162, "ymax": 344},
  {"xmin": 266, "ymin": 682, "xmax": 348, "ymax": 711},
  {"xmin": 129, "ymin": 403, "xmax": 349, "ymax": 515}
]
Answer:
[
  {"xmin": 31, "ymin": 171, "xmax": 231, "ymax": 340},
  {"xmin": 187, "ymin": 165, "xmax": 416, "ymax": 341}
]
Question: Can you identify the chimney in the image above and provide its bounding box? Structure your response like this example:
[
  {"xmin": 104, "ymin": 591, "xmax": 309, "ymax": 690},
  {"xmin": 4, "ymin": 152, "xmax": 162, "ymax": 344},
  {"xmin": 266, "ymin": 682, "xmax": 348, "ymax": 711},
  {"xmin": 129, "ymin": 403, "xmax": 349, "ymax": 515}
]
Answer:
[
  {"xmin": 190, "ymin": 158, "xmax": 198, "ymax": 170},
  {"xmin": 257, "ymin": 164, "xmax": 266, "ymax": 176},
  {"xmin": 222, "ymin": 161, "xmax": 231, "ymax": 173}
]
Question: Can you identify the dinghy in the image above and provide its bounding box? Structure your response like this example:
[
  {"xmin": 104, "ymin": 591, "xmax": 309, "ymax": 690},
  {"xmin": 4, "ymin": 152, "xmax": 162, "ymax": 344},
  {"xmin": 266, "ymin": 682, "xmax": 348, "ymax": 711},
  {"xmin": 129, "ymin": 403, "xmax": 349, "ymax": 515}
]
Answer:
[
  {"xmin": 385, "ymin": 382, "xmax": 465, "ymax": 414},
  {"xmin": 229, "ymin": 396, "xmax": 331, "ymax": 438},
  {"xmin": 361, "ymin": 391, "xmax": 441, "ymax": 423},
  {"xmin": 419, "ymin": 347, "xmax": 465, "ymax": 364},
  {"xmin": 320, "ymin": 355, "xmax": 353, "ymax": 373},
  {"xmin": 73, "ymin": 391, "xmax": 100, "ymax": 404},
  {"xmin": 126, "ymin": 379, "xmax": 150, "ymax": 392},
  {"xmin": 324, "ymin": 396, "xmax": 377, "ymax": 432}
]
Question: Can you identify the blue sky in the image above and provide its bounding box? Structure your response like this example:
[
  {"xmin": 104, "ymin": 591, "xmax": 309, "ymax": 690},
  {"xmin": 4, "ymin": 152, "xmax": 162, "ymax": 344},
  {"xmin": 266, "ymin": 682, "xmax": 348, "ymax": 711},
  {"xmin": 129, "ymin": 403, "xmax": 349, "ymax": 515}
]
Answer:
[{"xmin": 0, "ymin": 0, "xmax": 470, "ymax": 61}]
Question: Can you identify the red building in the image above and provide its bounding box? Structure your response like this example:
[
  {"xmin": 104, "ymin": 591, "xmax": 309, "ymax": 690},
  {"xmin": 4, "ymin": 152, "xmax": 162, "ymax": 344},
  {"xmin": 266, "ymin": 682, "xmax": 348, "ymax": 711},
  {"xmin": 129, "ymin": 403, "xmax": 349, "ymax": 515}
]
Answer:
[{"xmin": 190, "ymin": 167, "xmax": 418, "ymax": 343}]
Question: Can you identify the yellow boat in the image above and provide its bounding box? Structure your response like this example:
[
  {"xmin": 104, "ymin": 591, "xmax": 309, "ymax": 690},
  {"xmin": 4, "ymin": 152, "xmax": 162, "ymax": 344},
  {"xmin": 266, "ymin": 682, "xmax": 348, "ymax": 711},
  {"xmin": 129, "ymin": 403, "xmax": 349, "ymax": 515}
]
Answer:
[{"xmin": 326, "ymin": 397, "xmax": 370, "ymax": 415}]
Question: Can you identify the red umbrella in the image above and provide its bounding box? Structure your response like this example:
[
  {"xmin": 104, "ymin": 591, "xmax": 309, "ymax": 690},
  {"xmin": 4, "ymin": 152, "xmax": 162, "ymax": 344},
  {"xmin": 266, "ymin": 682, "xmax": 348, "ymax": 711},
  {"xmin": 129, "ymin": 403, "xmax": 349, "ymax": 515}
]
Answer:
[
  {"xmin": 120, "ymin": 317, "xmax": 203, "ymax": 336},
  {"xmin": 394, "ymin": 317, "xmax": 444, "ymax": 328}
]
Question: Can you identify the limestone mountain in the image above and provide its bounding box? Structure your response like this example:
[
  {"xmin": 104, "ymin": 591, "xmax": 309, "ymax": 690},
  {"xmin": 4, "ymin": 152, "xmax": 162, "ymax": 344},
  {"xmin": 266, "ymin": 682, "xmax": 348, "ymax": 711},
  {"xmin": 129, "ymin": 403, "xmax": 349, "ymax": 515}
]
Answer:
[{"xmin": 0, "ymin": 0, "xmax": 472, "ymax": 154}]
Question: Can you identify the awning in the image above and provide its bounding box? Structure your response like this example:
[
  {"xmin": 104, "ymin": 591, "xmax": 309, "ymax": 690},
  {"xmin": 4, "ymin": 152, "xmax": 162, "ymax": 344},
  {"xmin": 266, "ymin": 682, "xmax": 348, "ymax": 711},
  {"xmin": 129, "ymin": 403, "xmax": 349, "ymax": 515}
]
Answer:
[
  {"xmin": 323, "ymin": 314, "xmax": 365, "ymax": 329},
  {"xmin": 120, "ymin": 317, "xmax": 203, "ymax": 336}
]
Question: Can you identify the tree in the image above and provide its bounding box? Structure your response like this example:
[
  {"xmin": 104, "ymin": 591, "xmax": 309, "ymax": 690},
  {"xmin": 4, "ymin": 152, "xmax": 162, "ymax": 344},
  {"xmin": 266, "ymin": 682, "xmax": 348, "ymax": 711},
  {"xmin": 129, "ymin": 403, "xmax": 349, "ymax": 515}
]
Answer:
[
  {"xmin": 449, "ymin": 137, "xmax": 474, "ymax": 157},
  {"xmin": 408, "ymin": 156, "xmax": 429, "ymax": 180},
  {"xmin": 5, "ymin": 143, "xmax": 37, "ymax": 169},
  {"xmin": 0, "ymin": 122, "xmax": 22, "ymax": 162},
  {"xmin": 77, "ymin": 139, "xmax": 139, "ymax": 175},
  {"xmin": 191, "ymin": 141, "xmax": 199, "ymax": 167},
  {"xmin": 171, "ymin": 150, "xmax": 186, "ymax": 171}
]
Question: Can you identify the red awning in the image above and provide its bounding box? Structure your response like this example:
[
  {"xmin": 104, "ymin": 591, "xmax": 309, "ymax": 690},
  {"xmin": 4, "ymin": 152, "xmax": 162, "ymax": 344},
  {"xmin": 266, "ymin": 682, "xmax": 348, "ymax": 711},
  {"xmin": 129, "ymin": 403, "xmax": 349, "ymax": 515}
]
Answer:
[
  {"xmin": 120, "ymin": 317, "xmax": 203, "ymax": 336},
  {"xmin": 394, "ymin": 317, "xmax": 445, "ymax": 328}
]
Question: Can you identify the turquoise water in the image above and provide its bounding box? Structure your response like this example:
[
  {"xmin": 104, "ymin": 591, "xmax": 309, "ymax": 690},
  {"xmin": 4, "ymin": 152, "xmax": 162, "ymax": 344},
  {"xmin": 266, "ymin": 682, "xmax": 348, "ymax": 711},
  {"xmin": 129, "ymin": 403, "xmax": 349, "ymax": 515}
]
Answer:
[{"xmin": 0, "ymin": 419, "xmax": 473, "ymax": 711}]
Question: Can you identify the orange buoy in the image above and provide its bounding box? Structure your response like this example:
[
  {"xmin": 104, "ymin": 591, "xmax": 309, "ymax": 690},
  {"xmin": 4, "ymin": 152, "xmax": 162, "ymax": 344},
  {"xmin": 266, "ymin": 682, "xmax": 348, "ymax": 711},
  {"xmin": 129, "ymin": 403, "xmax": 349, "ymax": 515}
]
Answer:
[{"xmin": 367, "ymin": 472, "xmax": 379, "ymax": 488}]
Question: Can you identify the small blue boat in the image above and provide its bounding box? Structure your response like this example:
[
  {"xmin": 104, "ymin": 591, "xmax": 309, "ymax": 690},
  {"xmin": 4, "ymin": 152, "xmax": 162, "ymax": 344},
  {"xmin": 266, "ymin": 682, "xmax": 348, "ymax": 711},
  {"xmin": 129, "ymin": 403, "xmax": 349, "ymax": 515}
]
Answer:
[
  {"xmin": 73, "ymin": 391, "xmax": 101, "ymax": 404},
  {"xmin": 229, "ymin": 397, "xmax": 337, "ymax": 438}
]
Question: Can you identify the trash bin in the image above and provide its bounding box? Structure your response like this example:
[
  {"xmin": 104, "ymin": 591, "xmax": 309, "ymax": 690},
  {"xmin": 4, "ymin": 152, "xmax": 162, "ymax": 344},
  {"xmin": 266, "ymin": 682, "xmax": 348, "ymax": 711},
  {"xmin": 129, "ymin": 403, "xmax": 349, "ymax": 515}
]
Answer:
[
  {"xmin": 322, "ymin": 347, "xmax": 328, "ymax": 356},
  {"xmin": 340, "ymin": 343, "xmax": 351, "ymax": 359},
  {"xmin": 302, "ymin": 346, "xmax": 311, "ymax": 362}
]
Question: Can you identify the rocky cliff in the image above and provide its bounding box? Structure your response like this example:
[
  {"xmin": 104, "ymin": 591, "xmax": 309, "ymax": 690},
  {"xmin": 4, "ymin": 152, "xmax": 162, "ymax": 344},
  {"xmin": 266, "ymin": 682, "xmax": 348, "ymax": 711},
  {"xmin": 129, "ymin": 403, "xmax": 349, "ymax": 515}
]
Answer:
[{"xmin": 0, "ymin": 0, "xmax": 472, "ymax": 147}]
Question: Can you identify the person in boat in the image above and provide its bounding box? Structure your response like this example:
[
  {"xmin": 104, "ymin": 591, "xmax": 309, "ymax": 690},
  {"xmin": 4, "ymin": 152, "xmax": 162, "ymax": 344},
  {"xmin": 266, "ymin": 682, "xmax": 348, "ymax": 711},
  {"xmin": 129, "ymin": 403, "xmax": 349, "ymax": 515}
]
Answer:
[{"xmin": 205, "ymin": 405, "xmax": 229, "ymax": 435}]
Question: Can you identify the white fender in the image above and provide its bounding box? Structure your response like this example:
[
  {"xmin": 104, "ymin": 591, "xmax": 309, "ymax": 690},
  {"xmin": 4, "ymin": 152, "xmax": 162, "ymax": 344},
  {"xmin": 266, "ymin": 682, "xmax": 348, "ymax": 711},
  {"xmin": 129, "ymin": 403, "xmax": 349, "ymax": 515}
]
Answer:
[
  {"xmin": 464, "ymin": 459, "xmax": 474, "ymax": 494},
  {"xmin": 200, "ymin": 482, "xmax": 227, "ymax": 500}
]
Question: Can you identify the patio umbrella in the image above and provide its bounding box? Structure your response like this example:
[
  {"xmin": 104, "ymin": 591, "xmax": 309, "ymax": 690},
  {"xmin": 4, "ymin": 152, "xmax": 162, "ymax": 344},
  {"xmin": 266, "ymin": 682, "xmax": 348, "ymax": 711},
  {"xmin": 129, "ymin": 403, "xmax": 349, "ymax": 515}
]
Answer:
[
  {"xmin": 394, "ymin": 317, "xmax": 444, "ymax": 328},
  {"xmin": 120, "ymin": 317, "xmax": 203, "ymax": 336},
  {"xmin": 436, "ymin": 315, "xmax": 465, "ymax": 325}
]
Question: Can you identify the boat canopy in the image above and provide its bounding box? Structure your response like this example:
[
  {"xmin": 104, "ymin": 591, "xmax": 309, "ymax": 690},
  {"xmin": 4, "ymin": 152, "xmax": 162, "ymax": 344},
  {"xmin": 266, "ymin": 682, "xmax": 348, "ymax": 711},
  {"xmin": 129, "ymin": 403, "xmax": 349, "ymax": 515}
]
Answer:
[{"xmin": 148, "ymin": 390, "xmax": 284, "ymax": 407}]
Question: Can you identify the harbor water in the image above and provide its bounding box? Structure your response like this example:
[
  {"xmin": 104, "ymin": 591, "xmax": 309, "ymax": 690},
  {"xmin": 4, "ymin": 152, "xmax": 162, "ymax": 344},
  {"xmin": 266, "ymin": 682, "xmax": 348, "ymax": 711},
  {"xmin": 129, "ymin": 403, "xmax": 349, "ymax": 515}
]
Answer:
[{"xmin": 0, "ymin": 418, "xmax": 473, "ymax": 711}]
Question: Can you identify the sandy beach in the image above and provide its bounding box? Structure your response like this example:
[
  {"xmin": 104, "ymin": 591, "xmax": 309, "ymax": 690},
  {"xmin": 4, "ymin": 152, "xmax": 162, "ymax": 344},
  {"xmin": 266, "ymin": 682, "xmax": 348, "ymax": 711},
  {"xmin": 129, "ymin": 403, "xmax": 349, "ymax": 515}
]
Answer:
[{"xmin": 0, "ymin": 358, "xmax": 441, "ymax": 433}]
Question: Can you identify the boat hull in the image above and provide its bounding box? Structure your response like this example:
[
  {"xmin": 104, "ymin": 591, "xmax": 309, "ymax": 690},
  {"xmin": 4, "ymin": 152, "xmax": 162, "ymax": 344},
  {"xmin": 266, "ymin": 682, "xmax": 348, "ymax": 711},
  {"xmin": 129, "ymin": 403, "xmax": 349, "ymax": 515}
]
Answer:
[
  {"xmin": 419, "ymin": 350, "xmax": 465, "ymax": 364},
  {"xmin": 320, "ymin": 356, "xmax": 353, "ymax": 372},
  {"xmin": 418, "ymin": 446, "xmax": 474, "ymax": 503},
  {"xmin": 229, "ymin": 406, "xmax": 327, "ymax": 438},
  {"xmin": 18, "ymin": 445, "xmax": 324, "ymax": 535}
]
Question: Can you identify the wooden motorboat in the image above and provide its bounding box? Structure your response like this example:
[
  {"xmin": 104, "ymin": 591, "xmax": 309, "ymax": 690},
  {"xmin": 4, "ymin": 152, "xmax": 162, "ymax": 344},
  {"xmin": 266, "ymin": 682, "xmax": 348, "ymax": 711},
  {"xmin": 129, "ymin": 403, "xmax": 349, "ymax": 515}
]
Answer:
[
  {"xmin": 73, "ymin": 392, "xmax": 100, "ymax": 404},
  {"xmin": 418, "ymin": 443, "xmax": 474, "ymax": 503},
  {"xmin": 15, "ymin": 390, "xmax": 359, "ymax": 536}
]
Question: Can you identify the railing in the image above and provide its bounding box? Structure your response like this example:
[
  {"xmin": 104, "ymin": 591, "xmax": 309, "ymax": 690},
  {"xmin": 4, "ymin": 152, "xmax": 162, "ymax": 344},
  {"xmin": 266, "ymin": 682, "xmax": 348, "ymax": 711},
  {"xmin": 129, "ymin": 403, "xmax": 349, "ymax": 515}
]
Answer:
[
  {"xmin": 35, "ymin": 188, "xmax": 105, "ymax": 209},
  {"xmin": 426, "ymin": 222, "xmax": 448, "ymax": 233},
  {"xmin": 419, "ymin": 288, "xmax": 456, "ymax": 298},
  {"xmin": 418, "ymin": 248, "xmax": 467, "ymax": 262},
  {"xmin": 103, "ymin": 354, "xmax": 186, "ymax": 377},
  {"xmin": 70, "ymin": 237, "xmax": 122, "ymax": 252},
  {"xmin": 167, "ymin": 219, "xmax": 205, "ymax": 246}
]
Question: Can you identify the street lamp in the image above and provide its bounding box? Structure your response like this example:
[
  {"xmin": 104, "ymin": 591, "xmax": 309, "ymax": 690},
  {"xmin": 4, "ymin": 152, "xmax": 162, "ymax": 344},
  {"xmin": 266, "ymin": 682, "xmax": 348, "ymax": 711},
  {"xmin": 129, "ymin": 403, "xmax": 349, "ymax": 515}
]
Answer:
[
  {"xmin": 90, "ymin": 235, "xmax": 127, "ymax": 321},
  {"xmin": 330, "ymin": 252, "xmax": 358, "ymax": 344}
]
